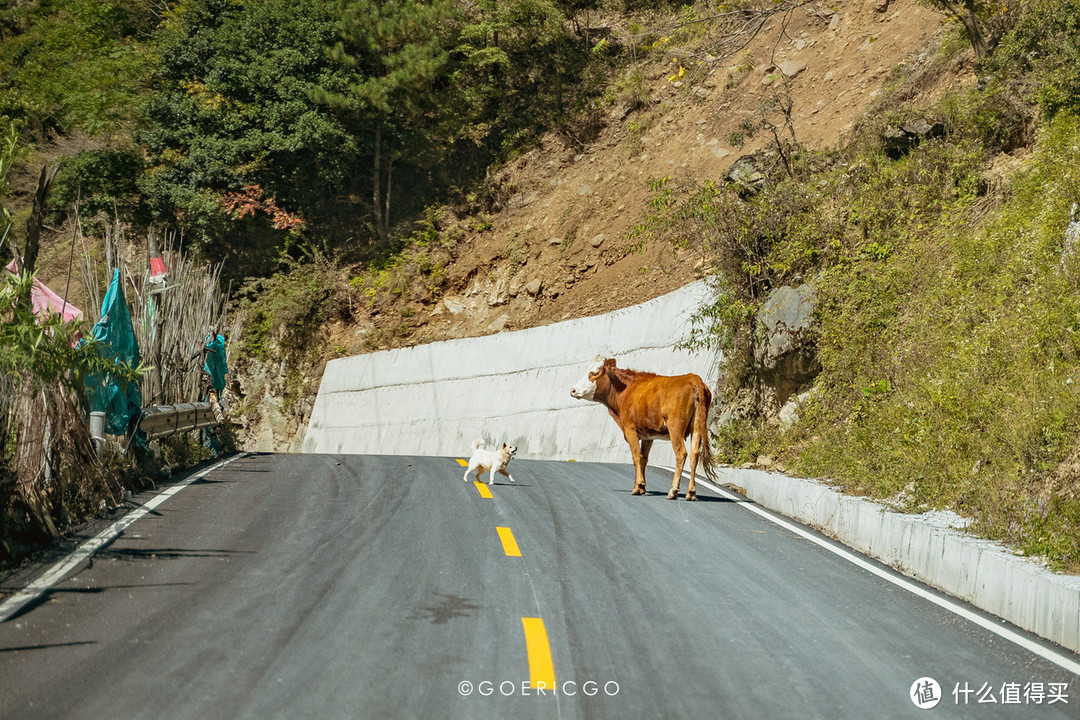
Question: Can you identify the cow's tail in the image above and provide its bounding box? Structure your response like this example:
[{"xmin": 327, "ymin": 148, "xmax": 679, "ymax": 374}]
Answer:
[
  {"xmin": 694, "ymin": 382, "xmax": 718, "ymax": 482},
  {"xmin": 472, "ymin": 438, "xmax": 485, "ymax": 451}
]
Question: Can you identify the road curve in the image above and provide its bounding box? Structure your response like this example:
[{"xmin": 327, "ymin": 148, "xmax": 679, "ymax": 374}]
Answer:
[{"xmin": 0, "ymin": 453, "xmax": 1076, "ymax": 719}]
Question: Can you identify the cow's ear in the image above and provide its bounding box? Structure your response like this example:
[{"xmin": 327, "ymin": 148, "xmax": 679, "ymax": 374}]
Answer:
[{"xmin": 605, "ymin": 357, "xmax": 617, "ymax": 370}]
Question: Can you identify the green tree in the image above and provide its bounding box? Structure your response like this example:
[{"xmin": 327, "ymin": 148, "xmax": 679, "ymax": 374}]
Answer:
[
  {"xmin": 931, "ymin": 0, "xmax": 991, "ymax": 57},
  {"xmin": 140, "ymin": 0, "xmax": 607, "ymax": 269},
  {"xmin": 454, "ymin": 0, "xmax": 595, "ymax": 154},
  {"xmin": 319, "ymin": 0, "xmax": 460, "ymax": 247},
  {"xmin": 140, "ymin": 0, "xmax": 347, "ymax": 258},
  {"xmin": 0, "ymin": 0, "xmax": 153, "ymax": 135}
]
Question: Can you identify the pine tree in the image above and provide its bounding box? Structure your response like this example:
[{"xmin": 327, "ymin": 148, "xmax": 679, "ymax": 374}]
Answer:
[{"xmin": 320, "ymin": 0, "xmax": 458, "ymax": 246}]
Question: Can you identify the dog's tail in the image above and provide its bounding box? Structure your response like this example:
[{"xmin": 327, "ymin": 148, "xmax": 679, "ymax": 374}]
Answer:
[{"xmin": 472, "ymin": 438, "xmax": 485, "ymax": 451}]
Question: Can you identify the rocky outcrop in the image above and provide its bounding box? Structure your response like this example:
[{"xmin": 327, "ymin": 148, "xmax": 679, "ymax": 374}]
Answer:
[
  {"xmin": 882, "ymin": 119, "xmax": 944, "ymax": 158},
  {"xmin": 724, "ymin": 154, "xmax": 768, "ymax": 196},
  {"xmin": 230, "ymin": 355, "xmax": 317, "ymax": 453},
  {"xmin": 717, "ymin": 283, "xmax": 821, "ymax": 427},
  {"xmin": 754, "ymin": 283, "xmax": 820, "ymax": 407}
]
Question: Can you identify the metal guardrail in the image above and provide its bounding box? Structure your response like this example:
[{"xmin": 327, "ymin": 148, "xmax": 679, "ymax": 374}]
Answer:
[
  {"xmin": 138, "ymin": 402, "xmax": 220, "ymax": 440},
  {"xmin": 89, "ymin": 401, "xmax": 224, "ymax": 457}
]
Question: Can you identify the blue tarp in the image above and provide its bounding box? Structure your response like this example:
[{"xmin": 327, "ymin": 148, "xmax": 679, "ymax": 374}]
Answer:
[
  {"xmin": 85, "ymin": 268, "xmax": 143, "ymax": 435},
  {"xmin": 204, "ymin": 333, "xmax": 228, "ymax": 395}
]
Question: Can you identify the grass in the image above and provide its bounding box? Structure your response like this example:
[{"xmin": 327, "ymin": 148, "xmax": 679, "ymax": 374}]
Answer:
[
  {"xmin": 790, "ymin": 114, "xmax": 1080, "ymax": 571},
  {"xmin": 644, "ymin": 59, "xmax": 1080, "ymax": 571}
]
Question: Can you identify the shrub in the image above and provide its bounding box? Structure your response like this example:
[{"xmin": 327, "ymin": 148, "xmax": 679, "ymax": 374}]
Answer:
[{"xmin": 989, "ymin": 0, "xmax": 1080, "ymax": 120}]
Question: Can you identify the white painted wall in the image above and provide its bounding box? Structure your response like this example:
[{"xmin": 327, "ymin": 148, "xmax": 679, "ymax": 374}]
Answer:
[{"xmin": 303, "ymin": 281, "xmax": 720, "ymax": 463}]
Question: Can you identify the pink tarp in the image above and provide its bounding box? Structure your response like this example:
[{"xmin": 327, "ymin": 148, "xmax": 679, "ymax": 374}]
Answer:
[{"xmin": 5, "ymin": 259, "xmax": 83, "ymax": 323}]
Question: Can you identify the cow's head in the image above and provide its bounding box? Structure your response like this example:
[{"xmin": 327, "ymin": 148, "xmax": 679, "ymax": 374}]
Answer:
[{"xmin": 570, "ymin": 356, "xmax": 614, "ymax": 401}]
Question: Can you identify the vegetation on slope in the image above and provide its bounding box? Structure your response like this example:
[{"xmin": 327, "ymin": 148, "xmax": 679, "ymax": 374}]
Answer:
[
  {"xmin": 3, "ymin": 0, "xmax": 1080, "ymax": 574},
  {"xmin": 644, "ymin": 0, "xmax": 1080, "ymax": 571}
]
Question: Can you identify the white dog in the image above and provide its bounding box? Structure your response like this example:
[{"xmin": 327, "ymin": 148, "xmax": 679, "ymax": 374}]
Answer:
[{"xmin": 463, "ymin": 439, "xmax": 517, "ymax": 485}]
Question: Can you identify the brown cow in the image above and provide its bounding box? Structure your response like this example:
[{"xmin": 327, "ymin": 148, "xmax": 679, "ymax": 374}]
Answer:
[{"xmin": 570, "ymin": 356, "xmax": 717, "ymax": 500}]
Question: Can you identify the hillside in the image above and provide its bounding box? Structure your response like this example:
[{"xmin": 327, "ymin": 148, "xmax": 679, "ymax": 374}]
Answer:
[
  {"xmin": 239, "ymin": 0, "xmax": 947, "ymax": 449},
  {"xmin": 235, "ymin": 0, "xmax": 1080, "ymax": 573},
  {"xmin": 7, "ymin": 0, "xmax": 1080, "ymax": 572},
  {"xmin": 368, "ymin": 0, "xmax": 946, "ymax": 340}
]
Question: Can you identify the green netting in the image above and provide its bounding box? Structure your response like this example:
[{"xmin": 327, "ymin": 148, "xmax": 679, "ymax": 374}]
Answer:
[
  {"xmin": 204, "ymin": 333, "xmax": 227, "ymax": 395},
  {"xmin": 85, "ymin": 268, "xmax": 143, "ymax": 435}
]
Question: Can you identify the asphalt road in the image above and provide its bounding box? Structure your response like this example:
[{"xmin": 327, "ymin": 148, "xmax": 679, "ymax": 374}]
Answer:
[{"xmin": 0, "ymin": 452, "xmax": 1076, "ymax": 719}]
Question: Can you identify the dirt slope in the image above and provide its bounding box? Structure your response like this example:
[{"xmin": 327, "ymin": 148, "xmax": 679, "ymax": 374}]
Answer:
[
  {"xmin": 247, "ymin": 0, "xmax": 956, "ymax": 450},
  {"xmin": 332, "ymin": 0, "xmax": 947, "ymax": 347}
]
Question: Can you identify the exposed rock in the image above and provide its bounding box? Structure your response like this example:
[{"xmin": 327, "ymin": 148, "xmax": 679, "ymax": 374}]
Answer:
[
  {"xmin": 725, "ymin": 154, "xmax": 768, "ymax": 196},
  {"xmin": 725, "ymin": 65, "xmax": 750, "ymax": 88},
  {"xmin": 754, "ymin": 283, "xmax": 820, "ymax": 406},
  {"xmin": 711, "ymin": 145, "xmax": 731, "ymax": 159},
  {"xmin": 778, "ymin": 60, "xmax": 808, "ymax": 78},
  {"xmin": 525, "ymin": 278, "xmax": 543, "ymax": 296},
  {"xmin": 487, "ymin": 314, "xmax": 509, "ymax": 332},
  {"xmin": 506, "ymin": 191, "xmax": 539, "ymax": 210},
  {"xmin": 882, "ymin": 118, "xmax": 945, "ymax": 158},
  {"xmin": 590, "ymin": 233, "xmax": 605, "ymax": 248},
  {"xmin": 442, "ymin": 296, "xmax": 466, "ymax": 315},
  {"xmin": 777, "ymin": 387, "xmax": 819, "ymax": 430},
  {"xmin": 488, "ymin": 274, "xmax": 509, "ymax": 306},
  {"xmin": 777, "ymin": 398, "xmax": 800, "ymax": 428}
]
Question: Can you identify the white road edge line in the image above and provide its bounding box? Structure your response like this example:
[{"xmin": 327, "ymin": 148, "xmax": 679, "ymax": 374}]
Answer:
[
  {"xmin": 666, "ymin": 467, "xmax": 1080, "ymax": 677},
  {"xmin": 0, "ymin": 453, "xmax": 246, "ymax": 624}
]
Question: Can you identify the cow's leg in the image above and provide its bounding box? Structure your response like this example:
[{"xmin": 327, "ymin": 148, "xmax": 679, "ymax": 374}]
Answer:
[
  {"xmin": 667, "ymin": 433, "xmax": 688, "ymax": 500},
  {"xmin": 638, "ymin": 438, "xmax": 654, "ymax": 494},
  {"xmin": 686, "ymin": 429, "xmax": 701, "ymax": 501},
  {"xmin": 623, "ymin": 427, "xmax": 648, "ymax": 495}
]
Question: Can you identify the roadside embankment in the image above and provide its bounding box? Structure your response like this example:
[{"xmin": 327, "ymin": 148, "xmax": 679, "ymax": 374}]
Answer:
[{"xmin": 303, "ymin": 281, "xmax": 719, "ymax": 464}]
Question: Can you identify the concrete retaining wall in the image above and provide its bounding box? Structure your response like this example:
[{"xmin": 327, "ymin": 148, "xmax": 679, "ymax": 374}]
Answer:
[
  {"xmin": 303, "ymin": 281, "xmax": 720, "ymax": 464},
  {"xmin": 721, "ymin": 466, "xmax": 1080, "ymax": 654}
]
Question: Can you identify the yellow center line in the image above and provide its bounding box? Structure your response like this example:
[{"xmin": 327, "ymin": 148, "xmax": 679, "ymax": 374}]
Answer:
[
  {"xmin": 521, "ymin": 617, "xmax": 556, "ymax": 690},
  {"xmin": 455, "ymin": 458, "xmax": 469, "ymax": 467},
  {"xmin": 496, "ymin": 526, "xmax": 521, "ymax": 557},
  {"xmin": 473, "ymin": 481, "xmax": 494, "ymax": 499}
]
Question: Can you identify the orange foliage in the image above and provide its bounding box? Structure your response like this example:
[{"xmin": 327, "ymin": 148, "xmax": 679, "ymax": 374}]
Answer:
[{"xmin": 221, "ymin": 184, "xmax": 306, "ymax": 231}]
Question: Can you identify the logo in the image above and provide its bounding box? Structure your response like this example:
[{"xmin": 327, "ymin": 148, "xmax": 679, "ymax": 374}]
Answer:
[{"xmin": 911, "ymin": 677, "xmax": 942, "ymax": 709}]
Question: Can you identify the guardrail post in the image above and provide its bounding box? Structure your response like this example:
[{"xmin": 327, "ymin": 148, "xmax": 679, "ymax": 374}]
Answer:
[{"xmin": 89, "ymin": 411, "xmax": 106, "ymax": 459}]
